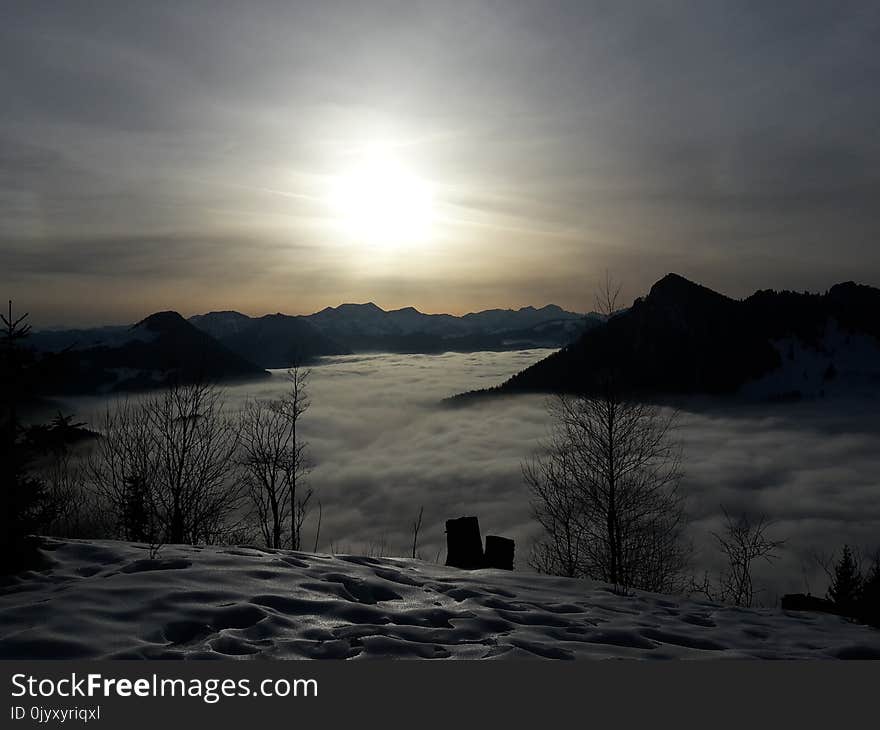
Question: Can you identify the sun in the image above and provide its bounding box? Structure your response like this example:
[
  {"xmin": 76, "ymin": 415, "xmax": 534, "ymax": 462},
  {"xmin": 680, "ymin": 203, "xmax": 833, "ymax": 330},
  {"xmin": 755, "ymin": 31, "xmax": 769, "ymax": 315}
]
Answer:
[{"xmin": 327, "ymin": 149, "xmax": 434, "ymax": 248}]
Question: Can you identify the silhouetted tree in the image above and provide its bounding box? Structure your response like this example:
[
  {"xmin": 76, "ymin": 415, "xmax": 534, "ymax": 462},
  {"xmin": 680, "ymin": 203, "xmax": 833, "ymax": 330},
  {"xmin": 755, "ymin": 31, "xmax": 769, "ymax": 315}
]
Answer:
[
  {"xmin": 238, "ymin": 398, "xmax": 294, "ymax": 548},
  {"xmin": 120, "ymin": 474, "xmax": 159, "ymax": 544},
  {"xmin": 861, "ymin": 552, "xmax": 880, "ymax": 627},
  {"xmin": 25, "ymin": 412, "xmax": 90, "ymax": 451},
  {"xmin": 595, "ymin": 269, "xmax": 622, "ymax": 320},
  {"xmin": 22, "ymin": 413, "xmax": 104, "ymax": 539},
  {"xmin": 276, "ymin": 363, "xmax": 313, "ymax": 550},
  {"xmin": 88, "ymin": 381, "xmax": 244, "ymax": 545},
  {"xmin": 525, "ymin": 392, "xmax": 691, "ymax": 593},
  {"xmin": 0, "ymin": 301, "xmax": 55, "ymax": 573},
  {"xmin": 38, "ymin": 442, "xmax": 90, "ymax": 539},
  {"xmin": 828, "ymin": 545, "xmax": 862, "ymax": 614},
  {"xmin": 693, "ymin": 509, "xmax": 785, "ymax": 607}
]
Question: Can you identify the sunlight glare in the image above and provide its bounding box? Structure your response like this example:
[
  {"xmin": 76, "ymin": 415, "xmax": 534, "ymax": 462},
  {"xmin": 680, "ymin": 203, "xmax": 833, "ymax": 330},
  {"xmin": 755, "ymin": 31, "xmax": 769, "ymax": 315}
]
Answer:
[{"xmin": 327, "ymin": 148, "xmax": 434, "ymax": 248}]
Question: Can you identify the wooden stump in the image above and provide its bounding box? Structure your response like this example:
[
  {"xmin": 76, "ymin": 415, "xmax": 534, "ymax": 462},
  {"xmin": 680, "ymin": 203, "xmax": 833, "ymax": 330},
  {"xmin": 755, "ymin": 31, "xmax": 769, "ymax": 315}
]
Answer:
[
  {"xmin": 445, "ymin": 516, "xmax": 484, "ymax": 569},
  {"xmin": 483, "ymin": 535, "xmax": 515, "ymax": 570}
]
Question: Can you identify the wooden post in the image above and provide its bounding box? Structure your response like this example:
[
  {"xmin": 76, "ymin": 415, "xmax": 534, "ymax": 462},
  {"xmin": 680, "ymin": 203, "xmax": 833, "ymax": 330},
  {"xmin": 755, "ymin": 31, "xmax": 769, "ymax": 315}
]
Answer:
[
  {"xmin": 445, "ymin": 516, "xmax": 484, "ymax": 569},
  {"xmin": 483, "ymin": 535, "xmax": 515, "ymax": 570}
]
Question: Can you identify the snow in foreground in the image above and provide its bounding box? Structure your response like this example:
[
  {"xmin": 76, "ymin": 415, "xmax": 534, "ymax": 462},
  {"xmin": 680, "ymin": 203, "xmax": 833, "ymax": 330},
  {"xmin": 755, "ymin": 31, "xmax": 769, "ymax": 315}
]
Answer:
[{"xmin": 1, "ymin": 539, "xmax": 879, "ymax": 659}]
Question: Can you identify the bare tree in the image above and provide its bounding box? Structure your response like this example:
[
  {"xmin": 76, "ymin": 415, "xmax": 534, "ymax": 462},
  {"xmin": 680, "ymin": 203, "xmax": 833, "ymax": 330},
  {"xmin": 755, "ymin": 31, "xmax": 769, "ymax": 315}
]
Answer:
[
  {"xmin": 238, "ymin": 398, "xmax": 293, "ymax": 548},
  {"xmin": 87, "ymin": 399, "xmax": 158, "ymax": 542},
  {"xmin": 236, "ymin": 362, "xmax": 315, "ymax": 551},
  {"xmin": 38, "ymin": 446, "xmax": 101, "ymax": 539},
  {"xmin": 289, "ymin": 439, "xmax": 313, "ymax": 551},
  {"xmin": 525, "ymin": 392, "xmax": 690, "ymax": 594},
  {"xmin": 692, "ymin": 509, "xmax": 785, "ymax": 607},
  {"xmin": 276, "ymin": 364, "xmax": 313, "ymax": 550},
  {"xmin": 150, "ymin": 381, "xmax": 244, "ymax": 544},
  {"xmin": 88, "ymin": 381, "xmax": 244, "ymax": 545},
  {"xmin": 526, "ymin": 439, "xmax": 585, "ymax": 579},
  {"xmin": 595, "ymin": 269, "xmax": 622, "ymax": 319}
]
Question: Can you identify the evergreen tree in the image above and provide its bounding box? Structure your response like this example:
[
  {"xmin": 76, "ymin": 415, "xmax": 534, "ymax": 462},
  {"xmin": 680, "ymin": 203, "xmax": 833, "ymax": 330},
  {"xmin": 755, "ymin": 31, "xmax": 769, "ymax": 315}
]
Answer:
[
  {"xmin": 861, "ymin": 555, "xmax": 880, "ymax": 627},
  {"xmin": 1, "ymin": 301, "xmax": 53, "ymax": 573},
  {"xmin": 827, "ymin": 545, "xmax": 863, "ymax": 615}
]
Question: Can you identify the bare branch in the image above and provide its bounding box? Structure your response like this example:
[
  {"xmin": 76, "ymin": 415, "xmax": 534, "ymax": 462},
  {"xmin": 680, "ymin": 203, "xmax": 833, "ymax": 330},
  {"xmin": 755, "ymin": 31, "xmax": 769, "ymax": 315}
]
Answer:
[
  {"xmin": 697, "ymin": 508, "xmax": 786, "ymax": 607},
  {"xmin": 411, "ymin": 506, "xmax": 424, "ymax": 559},
  {"xmin": 595, "ymin": 270, "xmax": 622, "ymax": 319}
]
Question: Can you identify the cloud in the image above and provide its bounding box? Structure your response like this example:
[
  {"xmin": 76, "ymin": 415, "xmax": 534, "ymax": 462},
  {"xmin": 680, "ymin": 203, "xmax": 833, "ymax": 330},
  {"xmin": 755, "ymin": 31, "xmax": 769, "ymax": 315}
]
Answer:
[
  {"xmin": 3, "ymin": 234, "xmax": 307, "ymax": 280},
  {"xmin": 676, "ymin": 397, "xmax": 880, "ymax": 597},
  {"xmin": 61, "ymin": 350, "xmax": 880, "ymax": 600}
]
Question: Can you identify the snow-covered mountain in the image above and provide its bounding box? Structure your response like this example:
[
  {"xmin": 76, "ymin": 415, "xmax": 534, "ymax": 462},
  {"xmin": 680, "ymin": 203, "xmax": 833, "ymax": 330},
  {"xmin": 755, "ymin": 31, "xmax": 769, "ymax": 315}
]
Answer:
[
  {"xmin": 306, "ymin": 302, "xmax": 427, "ymax": 337},
  {"xmin": 188, "ymin": 302, "xmax": 598, "ymax": 356},
  {"xmin": 482, "ymin": 274, "xmax": 880, "ymax": 402},
  {"xmin": 741, "ymin": 319, "xmax": 880, "ymax": 400},
  {"xmin": 305, "ymin": 302, "xmax": 587, "ymax": 339},
  {"xmin": 1, "ymin": 538, "xmax": 877, "ymax": 659},
  {"xmin": 461, "ymin": 304, "xmax": 587, "ymax": 333}
]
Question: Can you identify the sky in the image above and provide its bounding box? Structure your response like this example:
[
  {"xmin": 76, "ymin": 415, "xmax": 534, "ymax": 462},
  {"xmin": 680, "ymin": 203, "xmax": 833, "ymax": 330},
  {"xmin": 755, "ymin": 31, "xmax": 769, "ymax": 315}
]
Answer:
[{"xmin": 2, "ymin": 1, "xmax": 880, "ymax": 327}]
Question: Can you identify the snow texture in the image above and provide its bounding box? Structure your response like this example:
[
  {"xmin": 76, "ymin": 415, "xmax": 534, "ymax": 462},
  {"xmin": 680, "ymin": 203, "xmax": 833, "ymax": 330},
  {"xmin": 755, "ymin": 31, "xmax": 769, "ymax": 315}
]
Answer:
[
  {"xmin": 2, "ymin": 539, "xmax": 879, "ymax": 660},
  {"xmin": 740, "ymin": 320, "xmax": 880, "ymax": 400}
]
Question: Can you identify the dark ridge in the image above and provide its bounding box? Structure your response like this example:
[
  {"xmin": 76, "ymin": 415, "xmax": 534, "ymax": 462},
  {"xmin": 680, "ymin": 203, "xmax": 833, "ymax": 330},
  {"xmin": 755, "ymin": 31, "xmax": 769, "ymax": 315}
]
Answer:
[
  {"xmin": 218, "ymin": 313, "xmax": 350, "ymax": 368},
  {"xmin": 37, "ymin": 310, "xmax": 267, "ymax": 395},
  {"xmin": 458, "ymin": 274, "xmax": 880, "ymax": 401}
]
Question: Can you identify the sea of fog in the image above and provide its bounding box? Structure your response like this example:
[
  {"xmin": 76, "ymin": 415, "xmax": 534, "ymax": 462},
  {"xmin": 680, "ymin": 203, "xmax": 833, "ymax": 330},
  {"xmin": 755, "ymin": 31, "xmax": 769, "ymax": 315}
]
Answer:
[{"xmin": 56, "ymin": 349, "xmax": 880, "ymax": 603}]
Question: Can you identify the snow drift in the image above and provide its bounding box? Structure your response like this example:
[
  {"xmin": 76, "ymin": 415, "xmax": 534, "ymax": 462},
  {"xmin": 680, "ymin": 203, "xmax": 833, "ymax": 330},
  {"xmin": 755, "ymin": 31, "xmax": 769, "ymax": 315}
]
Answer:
[{"xmin": 1, "ymin": 539, "xmax": 878, "ymax": 660}]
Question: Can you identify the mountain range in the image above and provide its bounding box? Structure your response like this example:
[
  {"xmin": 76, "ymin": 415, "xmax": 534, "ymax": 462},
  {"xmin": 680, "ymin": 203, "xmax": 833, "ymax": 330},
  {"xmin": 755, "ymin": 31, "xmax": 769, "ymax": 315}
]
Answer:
[
  {"xmin": 31, "ymin": 275, "xmax": 880, "ymax": 400},
  {"xmin": 463, "ymin": 273, "xmax": 880, "ymax": 402},
  {"xmin": 189, "ymin": 302, "xmax": 596, "ymax": 363},
  {"xmin": 28, "ymin": 302, "xmax": 595, "ymax": 393}
]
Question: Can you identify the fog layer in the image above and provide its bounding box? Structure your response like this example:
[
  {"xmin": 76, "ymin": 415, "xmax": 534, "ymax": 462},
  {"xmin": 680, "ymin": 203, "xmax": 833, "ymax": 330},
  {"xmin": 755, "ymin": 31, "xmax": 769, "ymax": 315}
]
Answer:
[{"xmin": 62, "ymin": 350, "xmax": 880, "ymax": 601}]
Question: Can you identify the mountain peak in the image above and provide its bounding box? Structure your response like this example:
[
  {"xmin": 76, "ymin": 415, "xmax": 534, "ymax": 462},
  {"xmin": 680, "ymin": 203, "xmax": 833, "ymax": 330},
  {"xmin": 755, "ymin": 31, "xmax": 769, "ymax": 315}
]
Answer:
[
  {"xmin": 134, "ymin": 311, "xmax": 187, "ymax": 332},
  {"xmin": 337, "ymin": 302, "xmax": 385, "ymax": 314},
  {"xmin": 647, "ymin": 273, "xmax": 731, "ymax": 305},
  {"xmin": 392, "ymin": 306, "xmax": 422, "ymax": 315},
  {"xmin": 651, "ymin": 272, "xmax": 698, "ymax": 292},
  {"xmin": 196, "ymin": 310, "xmax": 247, "ymax": 318}
]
